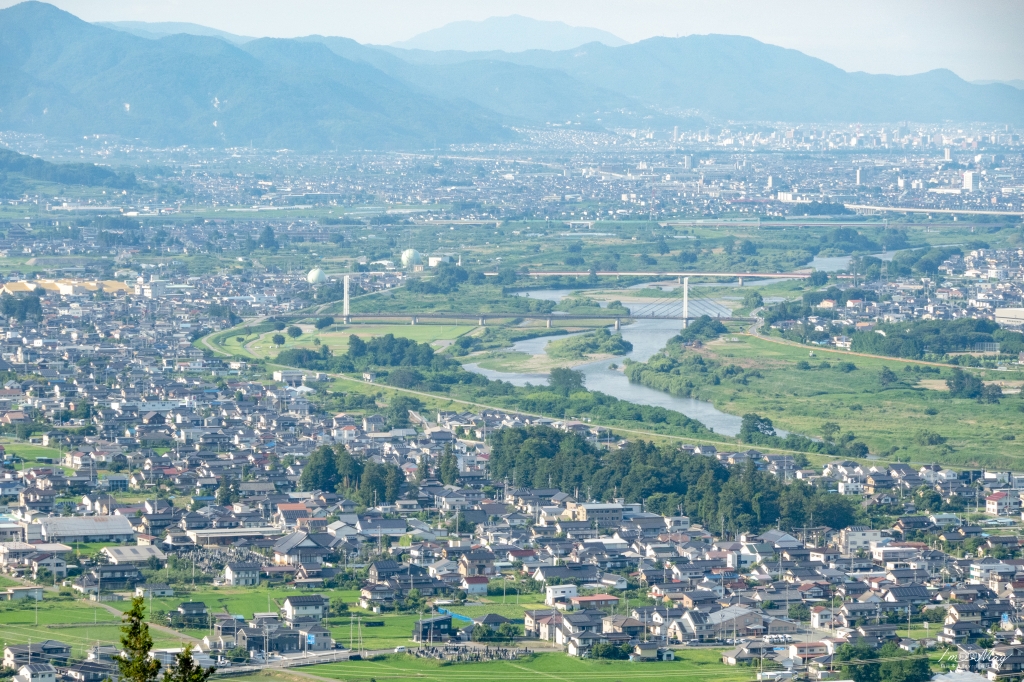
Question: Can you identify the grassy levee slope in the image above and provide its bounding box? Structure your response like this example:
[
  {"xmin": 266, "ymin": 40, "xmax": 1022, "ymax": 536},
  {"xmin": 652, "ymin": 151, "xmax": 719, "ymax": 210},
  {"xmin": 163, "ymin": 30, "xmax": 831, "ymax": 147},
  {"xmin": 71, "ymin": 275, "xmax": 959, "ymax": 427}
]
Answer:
[{"xmin": 627, "ymin": 333, "xmax": 1024, "ymax": 468}]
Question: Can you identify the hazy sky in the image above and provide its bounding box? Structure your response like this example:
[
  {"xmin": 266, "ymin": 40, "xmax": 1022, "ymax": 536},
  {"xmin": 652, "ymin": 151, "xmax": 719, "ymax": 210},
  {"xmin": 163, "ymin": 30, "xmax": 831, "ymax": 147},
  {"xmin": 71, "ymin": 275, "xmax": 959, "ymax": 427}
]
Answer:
[{"xmin": 5, "ymin": 0, "xmax": 1022, "ymax": 81}]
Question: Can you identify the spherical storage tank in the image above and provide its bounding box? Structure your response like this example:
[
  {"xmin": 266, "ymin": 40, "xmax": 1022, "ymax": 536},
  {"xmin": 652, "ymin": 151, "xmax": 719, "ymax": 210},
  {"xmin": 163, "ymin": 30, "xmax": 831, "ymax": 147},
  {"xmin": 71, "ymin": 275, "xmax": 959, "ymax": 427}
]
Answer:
[
  {"xmin": 307, "ymin": 267, "xmax": 327, "ymax": 284},
  {"xmin": 401, "ymin": 249, "xmax": 422, "ymax": 268}
]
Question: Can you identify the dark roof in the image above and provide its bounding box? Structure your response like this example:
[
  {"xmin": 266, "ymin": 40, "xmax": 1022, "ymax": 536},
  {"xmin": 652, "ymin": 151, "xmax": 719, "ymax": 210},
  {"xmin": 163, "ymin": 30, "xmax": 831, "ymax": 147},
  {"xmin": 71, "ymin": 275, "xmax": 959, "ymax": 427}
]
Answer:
[
  {"xmin": 474, "ymin": 613, "xmax": 510, "ymax": 625},
  {"xmin": 284, "ymin": 595, "xmax": 328, "ymax": 606}
]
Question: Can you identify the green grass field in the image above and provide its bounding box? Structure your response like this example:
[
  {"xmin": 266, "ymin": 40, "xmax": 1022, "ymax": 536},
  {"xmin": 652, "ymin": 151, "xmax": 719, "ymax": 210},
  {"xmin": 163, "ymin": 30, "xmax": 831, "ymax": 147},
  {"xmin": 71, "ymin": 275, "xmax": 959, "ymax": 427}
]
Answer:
[
  {"xmin": 106, "ymin": 585, "xmax": 357, "ymax": 620},
  {"xmin": 221, "ymin": 324, "xmax": 477, "ymax": 360},
  {"xmin": 438, "ymin": 602, "xmax": 549, "ymax": 620},
  {"xmin": 0, "ymin": 599, "xmax": 184, "ymax": 658},
  {"xmin": 112, "ymin": 584, "xmax": 554, "ymax": 652},
  {"xmin": 0, "ymin": 440, "xmax": 64, "ymax": 464},
  {"xmin": 300, "ymin": 649, "xmax": 750, "ymax": 682},
  {"xmin": 634, "ymin": 333, "xmax": 1024, "ymax": 467}
]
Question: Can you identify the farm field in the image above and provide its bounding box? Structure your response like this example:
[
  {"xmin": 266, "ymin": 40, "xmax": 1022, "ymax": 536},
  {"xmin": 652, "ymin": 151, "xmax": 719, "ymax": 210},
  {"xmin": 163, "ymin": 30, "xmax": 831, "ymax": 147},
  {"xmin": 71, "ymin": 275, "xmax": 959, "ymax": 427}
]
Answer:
[
  {"xmin": 439, "ymin": 601, "xmax": 549, "ymax": 620},
  {"xmin": 630, "ymin": 333, "xmax": 1024, "ymax": 468},
  {"xmin": 105, "ymin": 585, "xmax": 361, "ymax": 621}
]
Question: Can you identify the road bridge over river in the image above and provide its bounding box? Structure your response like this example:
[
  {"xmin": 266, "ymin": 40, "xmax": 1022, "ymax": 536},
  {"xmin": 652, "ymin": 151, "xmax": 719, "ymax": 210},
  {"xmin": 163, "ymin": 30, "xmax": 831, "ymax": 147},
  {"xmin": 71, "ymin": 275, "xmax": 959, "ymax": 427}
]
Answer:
[
  {"xmin": 484, "ymin": 270, "xmax": 812, "ymax": 282},
  {"xmin": 339, "ymin": 312, "xmax": 755, "ymax": 329}
]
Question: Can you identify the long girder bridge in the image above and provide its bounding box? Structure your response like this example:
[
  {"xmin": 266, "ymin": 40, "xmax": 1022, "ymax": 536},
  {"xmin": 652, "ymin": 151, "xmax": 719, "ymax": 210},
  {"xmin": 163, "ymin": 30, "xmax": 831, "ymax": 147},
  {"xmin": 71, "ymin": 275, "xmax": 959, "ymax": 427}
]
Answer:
[{"xmin": 338, "ymin": 312, "xmax": 754, "ymax": 328}]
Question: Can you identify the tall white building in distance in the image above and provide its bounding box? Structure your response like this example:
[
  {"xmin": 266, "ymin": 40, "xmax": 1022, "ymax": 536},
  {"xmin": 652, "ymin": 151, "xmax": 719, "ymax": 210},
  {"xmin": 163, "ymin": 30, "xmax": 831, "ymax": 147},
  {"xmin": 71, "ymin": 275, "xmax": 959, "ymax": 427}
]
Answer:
[{"xmin": 963, "ymin": 171, "xmax": 978, "ymax": 192}]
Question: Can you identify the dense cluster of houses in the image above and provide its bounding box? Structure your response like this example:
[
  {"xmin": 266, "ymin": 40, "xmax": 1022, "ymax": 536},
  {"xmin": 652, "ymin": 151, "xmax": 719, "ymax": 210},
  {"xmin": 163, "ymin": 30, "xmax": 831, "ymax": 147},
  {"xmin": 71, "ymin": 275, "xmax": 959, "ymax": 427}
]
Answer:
[
  {"xmin": 5, "ymin": 367, "xmax": 1024, "ymax": 671},
  {"xmin": 768, "ymin": 249, "xmax": 1024, "ymax": 343}
]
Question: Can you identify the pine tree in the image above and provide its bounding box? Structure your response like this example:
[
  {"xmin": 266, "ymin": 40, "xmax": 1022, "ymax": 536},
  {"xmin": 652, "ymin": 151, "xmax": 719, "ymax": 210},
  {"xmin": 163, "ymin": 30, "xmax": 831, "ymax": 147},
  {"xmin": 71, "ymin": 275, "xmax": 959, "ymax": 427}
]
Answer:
[
  {"xmin": 384, "ymin": 464, "xmax": 402, "ymax": 504},
  {"xmin": 116, "ymin": 597, "xmax": 162, "ymax": 682},
  {"xmin": 162, "ymin": 645, "xmax": 215, "ymax": 682},
  {"xmin": 439, "ymin": 445, "xmax": 459, "ymax": 486}
]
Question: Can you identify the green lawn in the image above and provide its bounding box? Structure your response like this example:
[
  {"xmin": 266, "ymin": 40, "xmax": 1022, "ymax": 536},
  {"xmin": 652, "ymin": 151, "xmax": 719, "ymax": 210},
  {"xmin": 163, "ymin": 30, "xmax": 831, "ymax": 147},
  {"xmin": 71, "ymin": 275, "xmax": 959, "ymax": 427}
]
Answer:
[
  {"xmin": 62, "ymin": 541, "xmax": 125, "ymax": 558},
  {"xmin": 0, "ymin": 440, "xmax": 64, "ymax": 464},
  {"xmin": 630, "ymin": 333, "xmax": 1024, "ymax": 468},
  {"xmin": 302, "ymin": 649, "xmax": 750, "ymax": 682}
]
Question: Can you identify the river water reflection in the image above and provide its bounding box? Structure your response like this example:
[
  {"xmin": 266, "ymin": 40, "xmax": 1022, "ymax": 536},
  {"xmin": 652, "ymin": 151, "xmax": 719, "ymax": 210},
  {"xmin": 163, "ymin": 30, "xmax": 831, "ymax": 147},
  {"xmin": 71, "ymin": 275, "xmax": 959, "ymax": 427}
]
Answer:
[
  {"xmin": 464, "ymin": 318, "xmax": 748, "ymax": 436},
  {"xmin": 473, "ymin": 253, "xmax": 900, "ymax": 435}
]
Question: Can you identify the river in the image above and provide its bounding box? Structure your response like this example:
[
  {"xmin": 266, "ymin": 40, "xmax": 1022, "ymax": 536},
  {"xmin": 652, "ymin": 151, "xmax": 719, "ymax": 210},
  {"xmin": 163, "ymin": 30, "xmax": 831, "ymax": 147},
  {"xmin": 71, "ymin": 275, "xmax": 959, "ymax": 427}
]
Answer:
[
  {"xmin": 478, "ymin": 254, "xmax": 901, "ymax": 435},
  {"xmin": 464, "ymin": 318, "xmax": 750, "ymax": 436}
]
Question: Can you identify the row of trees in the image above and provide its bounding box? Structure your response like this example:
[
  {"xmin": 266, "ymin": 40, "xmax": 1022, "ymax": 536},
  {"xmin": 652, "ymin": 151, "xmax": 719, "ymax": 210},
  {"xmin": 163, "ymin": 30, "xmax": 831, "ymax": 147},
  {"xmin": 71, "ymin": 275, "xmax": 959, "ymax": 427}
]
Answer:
[
  {"xmin": 0, "ymin": 292, "xmax": 43, "ymax": 320},
  {"xmin": 277, "ymin": 333, "xmax": 453, "ymax": 373},
  {"xmin": 488, "ymin": 426, "xmax": 857, "ymax": 534},
  {"xmin": 298, "ymin": 444, "xmax": 404, "ymax": 506},
  {"xmin": 739, "ymin": 413, "xmax": 870, "ymax": 459},
  {"xmin": 850, "ymin": 318, "xmax": 1019, "ymax": 359},
  {"xmin": 834, "ymin": 641, "xmax": 931, "ymax": 682}
]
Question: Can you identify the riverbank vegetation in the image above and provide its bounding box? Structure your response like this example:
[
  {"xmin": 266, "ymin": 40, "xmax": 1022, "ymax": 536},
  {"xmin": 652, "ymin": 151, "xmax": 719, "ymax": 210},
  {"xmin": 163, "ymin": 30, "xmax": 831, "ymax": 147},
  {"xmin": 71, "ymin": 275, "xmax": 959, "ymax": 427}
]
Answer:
[
  {"xmin": 623, "ymin": 334, "xmax": 1024, "ymax": 468},
  {"xmin": 547, "ymin": 328, "xmax": 633, "ymax": 360},
  {"xmin": 276, "ymin": 338, "xmax": 714, "ymax": 439}
]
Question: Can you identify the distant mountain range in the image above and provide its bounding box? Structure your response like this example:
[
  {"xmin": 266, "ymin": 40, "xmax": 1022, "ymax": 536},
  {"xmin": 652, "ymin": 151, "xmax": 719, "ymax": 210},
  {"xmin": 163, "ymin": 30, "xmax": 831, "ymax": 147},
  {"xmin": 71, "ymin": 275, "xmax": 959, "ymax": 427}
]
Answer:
[
  {"xmin": 974, "ymin": 79, "xmax": 1024, "ymax": 90},
  {"xmin": 392, "ymin": 15, "xmax": 627, "ymax": 52},
  {"xmin": 1, "ymin": 2, "xmax": 1022, "ymax": 151},
  {"xmin": 97, "ymin": 20, "xmax": 253, "ymax": 45},
  {"xmin": 0, "ymin": 2, "xmax": 509, "ymax": 150}
]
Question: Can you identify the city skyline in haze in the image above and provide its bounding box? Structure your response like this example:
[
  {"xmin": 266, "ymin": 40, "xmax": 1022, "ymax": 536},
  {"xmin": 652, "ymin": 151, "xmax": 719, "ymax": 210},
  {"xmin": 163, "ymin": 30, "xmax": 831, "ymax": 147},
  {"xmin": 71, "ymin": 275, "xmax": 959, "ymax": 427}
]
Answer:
[{"xmin": 1, "ymin": 0, "xmax": 1021, "ymax": 83}]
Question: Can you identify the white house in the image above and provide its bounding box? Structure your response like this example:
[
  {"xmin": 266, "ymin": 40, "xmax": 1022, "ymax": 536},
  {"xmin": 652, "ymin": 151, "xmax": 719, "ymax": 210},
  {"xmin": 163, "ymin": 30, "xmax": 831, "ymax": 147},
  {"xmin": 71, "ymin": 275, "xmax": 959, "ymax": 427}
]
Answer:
[
  {"xmin": 14, "ymin": 663, "xmax": 57, "ymax": 682},
  {"xmin": 224, "ymin": 562, "xmax": 261, "ymax": 587},
  {"xmin": 545, "ymin": 584, "xmax": 578, "ymax": 607},
  {"xmin": 810, "ymin": 607, "xmax": 833, "ymax": 629},
  {"xmin": 460, "ymin": 575, "xmax": 489, "ymax": 596},
  {"xmin": 838, "ymin": 526, "xmax": 881, "ymax": 554}
]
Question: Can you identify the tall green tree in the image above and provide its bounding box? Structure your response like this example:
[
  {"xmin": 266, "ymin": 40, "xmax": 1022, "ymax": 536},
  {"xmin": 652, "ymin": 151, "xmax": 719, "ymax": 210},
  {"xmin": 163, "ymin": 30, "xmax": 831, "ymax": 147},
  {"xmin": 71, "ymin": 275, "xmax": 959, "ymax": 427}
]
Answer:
[
  {"xmin": 548, "ymin": 367, "xmax": 585, "ymax": 396},
  {"xmin": 384, "ymin": 464, "xmax": 402, "ymax": 504},
  {"xmin": 335, "ymin": 445, "xmax": 362, "ymax": 492},
  {"xmin": 216, "ymin": 477, "xmax": 231, "ymax": 505},
  {"xmin": 439, "ymin": 445, "xmax": 459, "ymax": 486},
  {"xmin": 299, "ymin": 445, "xmax": 340, "ymax": 492},
  {"xmin": 117, "ymin": 597, "xmax": 162, "ymax": 682},
  {"xmin": 739, "ymin": 413, "xmax": 776, "ymax": 442},
  {"xmin": 257, "ymin": 225, "xmax": 277, "ymax": 249},
  {"xmin": 359, "ymin": 461, "xmax": 387, "ymax": 507},
  {"xmin": 877, "ymin": 642, "xmax": 930, "ymax": 682},
  {"xmin": 386, "ymin": 395, "xmax": 423, "ymax": 428},
  {"xmin": 834, "ymin": 642, "xmax": 879, "ymax": 682},
  {"xmin": 161, "ymin": 645, "xmax": 214, "ymax": 682}
]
